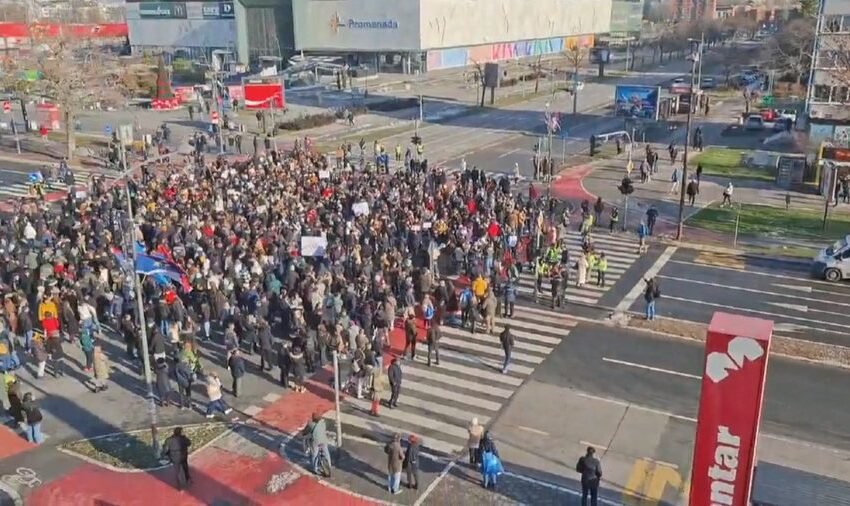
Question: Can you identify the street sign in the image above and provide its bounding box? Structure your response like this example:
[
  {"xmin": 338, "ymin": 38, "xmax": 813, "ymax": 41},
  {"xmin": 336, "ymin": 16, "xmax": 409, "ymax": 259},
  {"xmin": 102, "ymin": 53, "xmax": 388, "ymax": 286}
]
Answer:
[
  {"xmin": 2, "ymin": 101, "xmax": 10, "ymax": 114},
  {"xmin": 761, "ymin": 95, "xmax": 774, "ymax": 106},
  {"xmin": 118, "ymin": 124, "xmax": 133, "ymax": 144},
  {"xmin": 104, "ymin": 125, "xmax": 112, "ymax": 136},
  {"xmin": 211, "ymin": 111, "xmax": 220, "ymax": 124}
]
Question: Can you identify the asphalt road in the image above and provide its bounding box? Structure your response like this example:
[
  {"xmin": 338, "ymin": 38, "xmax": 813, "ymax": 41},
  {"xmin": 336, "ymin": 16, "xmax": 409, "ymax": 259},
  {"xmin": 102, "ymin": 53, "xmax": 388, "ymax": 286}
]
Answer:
[
  {"xmin": 538, "ymin": 322, "xmax": 850, "ymax": 453},
  {"xmin": 637, "ymin": 248, "xmax": 850, "ymax": 347}
]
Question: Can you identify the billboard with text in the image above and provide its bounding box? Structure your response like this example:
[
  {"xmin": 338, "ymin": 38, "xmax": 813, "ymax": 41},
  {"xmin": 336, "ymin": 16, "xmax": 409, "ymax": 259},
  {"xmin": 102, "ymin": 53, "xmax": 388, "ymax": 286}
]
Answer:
[{"xmin": 614, "ymin": 85, "xmax": 660, "ymax": 120}]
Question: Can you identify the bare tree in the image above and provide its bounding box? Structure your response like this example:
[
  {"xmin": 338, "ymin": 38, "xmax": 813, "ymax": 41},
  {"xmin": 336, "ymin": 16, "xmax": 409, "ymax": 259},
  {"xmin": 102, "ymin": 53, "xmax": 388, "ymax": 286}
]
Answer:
[
  {"xmin": 2, "ymin": 32, "xmax": 127, "ymax": 158},
  {"xmin": 470, "ymin": 60, "xmax": 487, "ymax": 107},
  {"xmin": 763, "ymin": 18, "xmax": 815, "ymax": 86},
  {"xmin": 563, "ymin": 44, "xmax": 587, "ymax": 114},
  {"xmin": 533, "ymin": 54, "xmax": 543, "ymax": 94}
]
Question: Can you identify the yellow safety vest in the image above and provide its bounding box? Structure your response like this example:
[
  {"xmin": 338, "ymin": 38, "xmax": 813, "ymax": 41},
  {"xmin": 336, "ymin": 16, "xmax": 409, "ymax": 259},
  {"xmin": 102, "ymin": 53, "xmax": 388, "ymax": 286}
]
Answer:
[{"xmin": 598, "ymin": 258, "xmax": 608, "ymax": 272}]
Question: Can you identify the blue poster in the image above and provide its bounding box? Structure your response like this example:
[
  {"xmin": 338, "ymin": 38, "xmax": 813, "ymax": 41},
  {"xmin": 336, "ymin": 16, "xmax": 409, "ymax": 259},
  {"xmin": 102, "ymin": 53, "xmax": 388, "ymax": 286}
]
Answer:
[{"xmin": 614, "ymin": 85, "xmax": 660, "ymax": 120}]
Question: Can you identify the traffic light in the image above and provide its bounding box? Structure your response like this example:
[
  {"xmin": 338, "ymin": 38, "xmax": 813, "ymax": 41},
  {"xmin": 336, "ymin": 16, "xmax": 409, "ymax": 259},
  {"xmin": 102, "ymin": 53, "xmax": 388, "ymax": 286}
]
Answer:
[
  {"xmin": 411, "ymin": 135, "xmax": 422, "ymax": 145},
  {"xmin": 590, "ymin": 135, "xmax": 597, "ymax": 157},
  {"xmin": 618, "ymin": 176, "xmax": 635, "ymax": 196}
]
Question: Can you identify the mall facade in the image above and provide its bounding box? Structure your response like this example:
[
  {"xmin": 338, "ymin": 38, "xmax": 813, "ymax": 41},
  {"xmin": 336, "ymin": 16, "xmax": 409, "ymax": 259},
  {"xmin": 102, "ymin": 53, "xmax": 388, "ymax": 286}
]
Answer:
[{"xmin": 291, "ymin": 0, "xmax": 615, "ymax": 72}]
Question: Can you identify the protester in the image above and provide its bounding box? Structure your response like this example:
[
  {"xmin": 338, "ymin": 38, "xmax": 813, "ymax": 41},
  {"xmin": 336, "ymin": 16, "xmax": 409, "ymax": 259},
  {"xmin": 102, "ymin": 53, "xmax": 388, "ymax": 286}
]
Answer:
[
  {"xmin": 92, "ymin": 345, "xmax": 110, "ymax": 393},
  {"xmin": 404, "ymin": 434, "xmax": 420, "ymax": 490},
  {"xmin": 385, "ymin": 433, "xmax": 405, "ymax": 495},
  {"xmin": 22, "ymin": 392, "xmax": 44, "ymax": 444},
  {"xmin": 162, "ymin": 427, "xmax": 192, "ymax": 490},
  {"xmin": 467, "ymin": 417, "xmax": 484, "ymax": 465},
  {"xmin": 576, "ymin": 446, "xmax": 603, "ymax": 506}
]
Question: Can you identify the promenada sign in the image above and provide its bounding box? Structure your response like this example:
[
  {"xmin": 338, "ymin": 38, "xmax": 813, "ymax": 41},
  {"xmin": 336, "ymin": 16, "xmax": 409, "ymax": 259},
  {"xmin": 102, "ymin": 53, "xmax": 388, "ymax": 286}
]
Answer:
[{"xmin": 329, "ymin": 11, "xmax": 398, "ymax": 34}]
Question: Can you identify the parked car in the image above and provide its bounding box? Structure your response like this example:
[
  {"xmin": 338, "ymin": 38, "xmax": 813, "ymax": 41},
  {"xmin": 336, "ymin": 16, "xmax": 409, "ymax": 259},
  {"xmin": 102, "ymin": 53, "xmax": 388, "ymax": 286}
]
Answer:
[
  {"xmin": 744, "ymin": 114, "xmax": 765, "ymax": 131},
  {"xmin": 701, "ymin": 77, "xmax": 716, "ymax": 89},
  {"xmin": 778, "ymin": 109, "xmax": 798, "ymax": 123},
  {"xmin": 773, "ymin": 117, "xmax": 793, "ymax": 132}
]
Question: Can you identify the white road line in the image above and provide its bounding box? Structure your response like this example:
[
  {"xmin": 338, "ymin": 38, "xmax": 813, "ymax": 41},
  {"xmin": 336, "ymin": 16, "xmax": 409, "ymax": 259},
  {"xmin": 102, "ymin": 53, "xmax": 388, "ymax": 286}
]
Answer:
[
  {"xmin": 413, "ymin": 461, "xmax": 456, "ymax": 506},
  {"xmin": 664, "ymin": 295, "xmax": 850, "ymax": 332},
  {"xmin": 407, "ymin": 355, "xmax": 524, "ymax": 386},
  {"xmin": 343, "ymin": 398, "xmax": 472, "ymax": 441},
  {"xmin": 667, "ymin": 259, "xmax": 845, "ymax": 289},
  {"xmin": 442, "ymin": 327, "xmax": 555, "ymax": 355},
  {"xmin": 325, "ymin": 412, "xmax": 459, "ymax": 455},
  {"xmin": 441, "ymin": 336, "xmax": 544, "ymax": 364},
  {"xmin": 515, "ymin": 425, "xmax": 550, "ymax": 436},
  {"xmin": 658, "ymin": 275, "xmax": 850, "ymax": 310},
  {"xmin": 497, "ymin": 147, "xmax": 521, "ymax": 158},
  {"xmin": 431, "ymin": 348, "xmax": 535, "ymax": 376},
  {"xmin": 602, "ymin": 357, "xmax": 701, "ymax": 380},
  {"xmin": 398, "ymin": 378, "xmax": 504, "ymax": 411},
  {"xmin": 401, "ymin": 364, "xmax": 515, "ymax": 398},
  {"xmin": 615, "ymin": 246, "xmax": 678, "ymax": 312}
]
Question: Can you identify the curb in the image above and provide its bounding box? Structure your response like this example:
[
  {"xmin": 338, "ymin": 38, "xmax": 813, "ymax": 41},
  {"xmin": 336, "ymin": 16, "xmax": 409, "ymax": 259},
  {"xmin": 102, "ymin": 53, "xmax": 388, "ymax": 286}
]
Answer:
[
  {"xmin": 614, "ymin": 312, "xmax": 850, "ymax": 370},
  {"xmin": 655, "ymin": 236, "xmax": 812, "ymax": 266}
]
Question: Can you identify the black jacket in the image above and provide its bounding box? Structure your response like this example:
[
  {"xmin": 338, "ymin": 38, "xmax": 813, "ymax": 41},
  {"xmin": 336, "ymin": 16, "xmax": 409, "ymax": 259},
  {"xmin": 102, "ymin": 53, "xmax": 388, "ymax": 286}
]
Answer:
[
  {"xmin": 228, "ymin": 355, "xmax": 246, "ymax": 378},
  {"xmin": 577, "ymin": 454, "xmax": 602, "ymax": 485},
  {"xmin": 162, "ymin": 433, "xmax": 191, "ymax": 462},
  {"xmin": 388, "ymin": 362, "xmax": 402, "ymax": 387},
  {"xmin": 22, "ymin": 399, "xmax": 43, "ymax": 424},
  {"xmin": 404, "ymin": 441, "xmax": 420, "ymax": 469}
]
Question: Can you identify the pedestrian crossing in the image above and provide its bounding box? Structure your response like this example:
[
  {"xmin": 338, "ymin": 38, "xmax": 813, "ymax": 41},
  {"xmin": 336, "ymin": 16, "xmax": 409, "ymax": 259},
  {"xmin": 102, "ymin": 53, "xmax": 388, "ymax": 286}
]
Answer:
[
  {"xmin": 324, "ymin": 303, "xmax": 577, "ymax": 457},
  {"xmin": 512, "ymin": 229, "xmax": 642, "ymax": 306},
  {"xmin": 0, "ymin": 166, "xmax": 118, "ymax": 200}
]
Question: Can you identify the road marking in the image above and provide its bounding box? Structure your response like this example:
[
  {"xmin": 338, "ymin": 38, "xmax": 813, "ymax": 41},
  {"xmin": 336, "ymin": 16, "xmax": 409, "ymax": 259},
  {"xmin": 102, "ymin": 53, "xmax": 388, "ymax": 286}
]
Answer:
[
  {"xmin": 766, "ymin": 301, "xmax": 809, "ymax": 312},
  {"xmin": 497, "ymin": 147, "xmax": 521, "ymax": 158},
  {"xmin": 623, "ymin": 459, "xmax": 685, "ymax": 506},
  {"xmin": 664, "ymin": 295, "xmax": 850, "ymax": 331},
  {"xmin": 502, "ymin": 470, "xmax": 623, "ymax": 506},
  {"xmin": 413, "ymin": 460, "xmax": 455, "ymax": 506},
  {"xmin": 694, "ymin": 251, "xmax": 746, "ymax": 270},
  {"xmin": 615, "ymin": 246, "xmax": 678, "ymax": 313},
  {"xmin": 773, "ymin": 282, "xmax": 813, "ymax": 293},
  {"xmin": 602, "ymin": 357, "xmax": 701, "ymax": 380},
  {"xmin": 579, "ymin": 440, "xmax": 608, "ymax": 451},
  {"xmin": 658, "ymin": 275, "xmax": 850, "ymax": 309},
  {"xmin": 574, "ymin": 391, "xmax": 697, "ymax": 423},
  {"xmin": 667, "ymin": 259, "xmax": 846, "ymax": 289},
  {"xmin": 515, "ymin": 425, "xmax": 550, "ymax": 436}
]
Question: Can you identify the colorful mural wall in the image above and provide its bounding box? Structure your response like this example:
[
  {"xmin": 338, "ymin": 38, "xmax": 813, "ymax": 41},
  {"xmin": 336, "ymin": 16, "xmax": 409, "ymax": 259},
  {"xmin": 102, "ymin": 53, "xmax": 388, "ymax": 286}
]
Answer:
[{"xmin": 425, "ymin": 34, "xmax": 594, "ymax": 71}]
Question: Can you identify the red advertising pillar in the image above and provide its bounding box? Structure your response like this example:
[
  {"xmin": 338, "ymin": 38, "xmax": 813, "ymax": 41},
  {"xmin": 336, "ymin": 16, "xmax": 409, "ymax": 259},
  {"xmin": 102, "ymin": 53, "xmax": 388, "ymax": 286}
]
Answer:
[{"xmin": 689, "ymin": 312, "xmax": 773, "ymax": 506}]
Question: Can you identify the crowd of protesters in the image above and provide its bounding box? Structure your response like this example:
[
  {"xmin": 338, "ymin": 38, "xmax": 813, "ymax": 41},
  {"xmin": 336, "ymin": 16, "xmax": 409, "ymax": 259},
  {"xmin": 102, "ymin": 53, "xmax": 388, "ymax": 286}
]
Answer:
[{"xmin": 0, "ymin": 138, "xmax": 618, "ymax": 464}]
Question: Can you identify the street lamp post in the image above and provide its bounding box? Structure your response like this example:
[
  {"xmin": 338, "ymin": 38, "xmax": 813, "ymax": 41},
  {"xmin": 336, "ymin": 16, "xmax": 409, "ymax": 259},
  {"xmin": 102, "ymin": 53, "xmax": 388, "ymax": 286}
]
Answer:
[
  {"xmin": 123, "ymin": 181, "xmax": 160, "ymax": 456},
  {"xmin": 676, "ymin": 36, "xmax": 702, "ymax": 241}
]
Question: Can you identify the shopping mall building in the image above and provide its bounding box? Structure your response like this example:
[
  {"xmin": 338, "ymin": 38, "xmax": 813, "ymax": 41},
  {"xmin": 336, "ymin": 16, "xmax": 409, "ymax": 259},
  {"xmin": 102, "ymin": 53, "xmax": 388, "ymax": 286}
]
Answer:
[
  {"xmin": 291, "ymin": 0, "xmax": 616, "ymax": 72},
  {"xmin": 126, "ymin": 0, "xmax": 643, "ymax": 70}
]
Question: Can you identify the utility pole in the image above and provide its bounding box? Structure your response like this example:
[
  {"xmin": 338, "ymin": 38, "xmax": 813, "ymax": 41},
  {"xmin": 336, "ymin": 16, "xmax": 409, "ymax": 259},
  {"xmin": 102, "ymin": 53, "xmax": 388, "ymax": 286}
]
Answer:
[
  {"xmin": 208, "ymin": 69, "xmax": 224, "ymax": 154},
  {"xmin": 332, "ymin": 351, "xmax": 343, "ymax": 447},
  {"xmin": 676, "ymin": 39, "xmax": 701, "ymax": 241},
  {"xmin": 122, "ymin": 167, "xmax": 160, "ymax": 456}
]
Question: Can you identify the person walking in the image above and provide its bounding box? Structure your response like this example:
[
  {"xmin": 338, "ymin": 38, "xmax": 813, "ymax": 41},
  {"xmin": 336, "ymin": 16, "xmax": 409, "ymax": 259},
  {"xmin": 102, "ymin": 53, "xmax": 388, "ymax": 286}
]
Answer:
[
  {"xmin": 227, "ymin": 349, "xmax": 246, "ymax": 397},
  {"xmin": 426, "ymin": 322, "xmax": 441, "ymax": 367},
  {"xmin": 669, "ymin": 167, "xmax": 679, "ymax": 194},
  {"xmin": 502, "ymin": 280, "xmax": 516, "ymax": 318},
  {"xmin": 175, "ymin": 357, "xmax": 194, "ymax": 410},
  {"xmin": 404, "ymin": 434, "xmax": 420, "ymax": 490},
  {"xmin": 402, "ymin": 311, "xmax": 417, "ymax": 360},
  {"xmin": 22, "ymin": 392, "xmax": 44, "ymax": 444},
  {"xmin": 290, "ymin": 346, "xmax": 307, "ymax": 393},
  {"xmin": 721, "ymin": 182, "xmax": 734, "ymax": 207},
  {"xmin": 162, "ymin": 427, "xmax": 192, "ymax": 491},
  {"xmin": 301, "ymin": 412, "xmax": 332, "ymax": 475},
  {"xmin": 277, "ymin": 342, "xmax": 291, "ymax": 388},
  {"xmin": 686, "ymin": 178, "xmax": 698, "ymax": 206},
  {"xmin": 387, "ymin": 358, "xmax": 402, "ymax": 408},
  {"xmin": 385, "ymin": 433, "xmax": 405, "ymax": 495},
  {"xmin": 154, "ymin": 356, "xmax": 171, "ymax": 407},
  {"xmin": 369, "ymin": 362, "xmax": 385, "ymax": 417},
  {"xmin": 576, "ymin": 446, "xmax": 603, "ymax": 506},
  {"xmin": 205, "ymin": 372, "xmax": 232, "ymax": 418},
  {"xmin": 92, "ymin": 345, "xmax": 110, "ymax": 393},
  {"xmin": 596, "ymin": 253, "xmax": 608, "ymax": 287},
  {"xmin": 608, "ymin": 207, "xmax": 619, "ymax": 233},
  {"xmin": 644, "ymin": 277, "xmax": 660, "ymax": 321},
  {"xmin": 79, "ymin": 327, "xmax": 95, "ymax": 372},
  {"xmin": 550, "ymin": 264, "xmax": 563, "ymax": 308},
  {"xmin": 482, "ymin": 291, "xmax": 497, "ymax": 334},
  {"xmin": 499, "ymin": 324, "xmax": 514, "ymax": 374},
  {"xmin": 593, "ymin": 197, "xmax": 604, "ymax": 227},
  {"xmin": 467, "ymin": 417, "xmax": 484, "ymax": 465},
  {"xmin": 645, "ymin": 205, "xmax": 658, "ymax": 236},
  {"xmin": 637, "ymin": 221, "xmax": 649, "ymax": 255},
  {"xmin": 576, "ymin": 252, "xmax": 588, "ymax": 288},
  {"xmin": 478, "ymin": 431, "xmax": 502, "ymax": 489}
]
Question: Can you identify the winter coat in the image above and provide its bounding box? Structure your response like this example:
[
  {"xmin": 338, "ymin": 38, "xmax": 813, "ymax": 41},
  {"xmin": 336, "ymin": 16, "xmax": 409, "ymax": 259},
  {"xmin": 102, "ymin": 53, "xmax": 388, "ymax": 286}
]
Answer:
[
  {"xmin": 206, "ymin": 376, "xmax": 223, "ymax": 401},
  {"xmin": 93, "ymin": 351, "xmax": 110, "ymax": 380},
  {"xmin": 385, "ymin": 439, "xmax": 405, "ymax": 474}
]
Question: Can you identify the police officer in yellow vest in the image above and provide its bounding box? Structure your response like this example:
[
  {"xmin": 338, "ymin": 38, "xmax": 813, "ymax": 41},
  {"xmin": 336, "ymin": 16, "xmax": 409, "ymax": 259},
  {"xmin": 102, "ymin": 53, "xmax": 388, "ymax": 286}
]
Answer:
[
  {"xmin": 416, "ymin": 143, "xmax": 424, "ymax": 158},
  {"xmin": 596, "ymin": 253, "xmax": 608, "ymax": 287}
]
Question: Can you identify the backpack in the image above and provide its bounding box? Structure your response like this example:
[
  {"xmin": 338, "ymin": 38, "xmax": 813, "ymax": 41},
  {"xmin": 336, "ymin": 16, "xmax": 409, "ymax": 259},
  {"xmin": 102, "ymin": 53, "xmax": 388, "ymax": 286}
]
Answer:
[
  {"xmin": 575, "ymin": 456, "xmax": 585, "ymax": 474},
  {"xmin": 424, "ymin": 305, "xmax": 435, "ymax": 320},
  {"xmin": 653, "ymin": 283, "xmax": 661, "ymax": 299}
]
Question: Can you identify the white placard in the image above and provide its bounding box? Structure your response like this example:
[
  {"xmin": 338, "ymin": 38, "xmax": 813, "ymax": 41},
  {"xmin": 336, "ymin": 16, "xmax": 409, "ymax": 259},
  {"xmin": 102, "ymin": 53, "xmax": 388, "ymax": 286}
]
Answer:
[
  {"xmin": 318, "ymin": 170, "xmax": 330, "ymax": 179},
  {"xmin": 422, "ymin": 222, "xmax": 432, "ymax": 229},
  {"xmin": 300, "ymin": 236, "xmax": 328, "ymax": 257},
  {"xmin": 352, "ymin": 201, "xmax": 370, "ymax": 216},
  {"xmin": 75, "ymin": 191, "xmax": 87, "ymax": 199}
]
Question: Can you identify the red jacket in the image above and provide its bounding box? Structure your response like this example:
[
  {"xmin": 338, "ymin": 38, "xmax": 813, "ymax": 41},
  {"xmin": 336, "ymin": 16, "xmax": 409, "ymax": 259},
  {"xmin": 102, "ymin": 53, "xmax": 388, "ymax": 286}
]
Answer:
[{"xmin": 42, "ymin": 316, "xmax": 60, "ymax": 335}]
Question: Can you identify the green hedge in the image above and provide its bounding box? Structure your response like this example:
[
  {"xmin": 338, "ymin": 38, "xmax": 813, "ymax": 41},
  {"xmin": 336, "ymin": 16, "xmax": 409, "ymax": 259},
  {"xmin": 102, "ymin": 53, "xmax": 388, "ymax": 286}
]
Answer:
[{"xmin": 277, "ymin": 107, "xmax": 368, "ymax": 131}]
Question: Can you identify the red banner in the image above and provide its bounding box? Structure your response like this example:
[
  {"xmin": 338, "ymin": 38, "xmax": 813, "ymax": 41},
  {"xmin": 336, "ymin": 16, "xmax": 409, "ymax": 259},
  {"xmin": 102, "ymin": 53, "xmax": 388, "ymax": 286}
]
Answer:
[
  {"xmin": 689, "ymin": 312, "xmax": 773, "ymax": 506},
  {"xmin": 244, "ymin": 82, "xmax": 285, "ymax": 110},
  {"xmin": 0, "ymin": 23, "xmax": 128, "ymax": 39}
]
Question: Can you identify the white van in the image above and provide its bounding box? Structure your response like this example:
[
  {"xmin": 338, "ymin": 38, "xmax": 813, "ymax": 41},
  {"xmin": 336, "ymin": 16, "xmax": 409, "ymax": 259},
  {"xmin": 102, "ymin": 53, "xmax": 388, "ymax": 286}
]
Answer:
[{"xmin": 812, "ymin": 235, "xmax": 850, "ymax": 282}]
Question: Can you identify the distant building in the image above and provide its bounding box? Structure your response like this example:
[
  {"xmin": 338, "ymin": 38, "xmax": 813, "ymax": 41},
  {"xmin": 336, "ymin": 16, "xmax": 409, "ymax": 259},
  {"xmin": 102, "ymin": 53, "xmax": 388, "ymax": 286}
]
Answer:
[{"xmin": 807, "ymin": 0, "xmax": 850, "ymax": 144}]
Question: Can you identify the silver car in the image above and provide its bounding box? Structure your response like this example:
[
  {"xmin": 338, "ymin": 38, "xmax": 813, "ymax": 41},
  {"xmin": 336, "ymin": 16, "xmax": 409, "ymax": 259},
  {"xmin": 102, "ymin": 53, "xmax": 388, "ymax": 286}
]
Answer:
[{"xmin": 812, "ymin": 235, "xmax": 850, "ymax": 282}]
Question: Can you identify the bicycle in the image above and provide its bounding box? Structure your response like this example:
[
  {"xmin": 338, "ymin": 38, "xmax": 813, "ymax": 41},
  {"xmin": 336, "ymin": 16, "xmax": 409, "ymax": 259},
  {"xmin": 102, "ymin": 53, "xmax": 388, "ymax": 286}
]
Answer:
[{"xmin": 303, "ymin": 438, "xmax": 332, "ymax": 478}]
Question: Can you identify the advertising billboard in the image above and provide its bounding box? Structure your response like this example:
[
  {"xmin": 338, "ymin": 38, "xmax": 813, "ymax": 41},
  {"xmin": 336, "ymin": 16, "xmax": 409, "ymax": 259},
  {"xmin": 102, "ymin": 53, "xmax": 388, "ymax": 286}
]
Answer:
[
  {"xmin": 138, "ymin": 2, "xmax": 188, "ymax": 18},
  {"xmin": 689, "ymin": 312, "xmax": 773, "ymax": 506},
  {"xmin": 614, "ymin": 85, "xmax": 660, "ymax": 120},
  {"xmin": 244, "ymin": 81, "xmax": 285, "ymax": 110}
]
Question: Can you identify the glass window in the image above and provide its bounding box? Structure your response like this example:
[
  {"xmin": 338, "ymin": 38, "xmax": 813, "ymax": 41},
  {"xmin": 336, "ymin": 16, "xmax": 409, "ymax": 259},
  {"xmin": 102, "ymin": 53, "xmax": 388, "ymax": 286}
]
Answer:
[
  {"xmin": 836, "ymin": 86, "xmax": 850, "ymax": 102},
  {"xmin": 814, "ymin": 84, "xmax": 832, "ymax": 101},
  {"xmin": 825, "ymin": 16, "xmax": 843, "ymax": 32}
]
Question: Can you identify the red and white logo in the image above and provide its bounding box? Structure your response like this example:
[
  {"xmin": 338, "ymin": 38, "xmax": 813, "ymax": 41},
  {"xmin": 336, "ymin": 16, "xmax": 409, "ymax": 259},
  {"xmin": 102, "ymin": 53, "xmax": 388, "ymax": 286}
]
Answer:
[
  {"xmin": 210, "ymin": 111, "xmax": 219, "ymax": 124},
  {"xmin": 705, "ymin": 336, "xmax": 764, "ymax": 383},
  {"xmin": 2, "ymin": 101, "xmax": 10, "ymax": 114}
]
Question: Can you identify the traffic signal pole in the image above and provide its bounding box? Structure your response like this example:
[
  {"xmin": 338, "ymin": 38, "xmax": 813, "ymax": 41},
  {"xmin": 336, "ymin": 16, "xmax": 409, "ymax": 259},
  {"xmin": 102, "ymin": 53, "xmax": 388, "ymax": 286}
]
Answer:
[{"xmin": 676, "ymin": 36, "xmax": 701, "ymax": 241}]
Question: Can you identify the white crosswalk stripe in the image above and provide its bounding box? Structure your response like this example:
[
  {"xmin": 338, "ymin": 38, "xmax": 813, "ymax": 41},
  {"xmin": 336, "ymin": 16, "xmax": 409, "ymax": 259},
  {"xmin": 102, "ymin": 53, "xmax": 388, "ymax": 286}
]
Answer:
[
  {"xmin": 0, "ymin": 166, "xmax": 118, "ymax": 200},
  {"xmin": 325, "ymin": 302, "xmax": 576, "ymax": 456}
]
